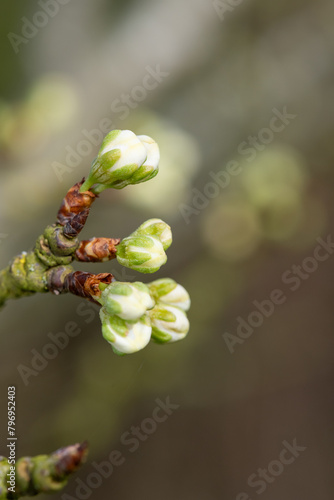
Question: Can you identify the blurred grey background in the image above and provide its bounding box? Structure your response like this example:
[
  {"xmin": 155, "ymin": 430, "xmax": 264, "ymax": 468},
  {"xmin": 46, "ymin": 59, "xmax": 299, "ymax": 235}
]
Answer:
[{"xmin": 1, "ymin": 0, "xmax": 334, "ymax": 498}]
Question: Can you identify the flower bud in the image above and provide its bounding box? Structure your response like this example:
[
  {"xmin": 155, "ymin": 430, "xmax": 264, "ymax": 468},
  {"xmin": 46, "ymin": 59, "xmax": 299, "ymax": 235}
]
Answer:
[
  {"xmin": 98, "ymin": 281, "xmax": 154, "ymax": 320},
  {"xmin": 148, "ymin": 278, "xmax": 190, "ymax": 311},
  {"xmin": 148, "ymin": 304, "xmax": 190, "ymax": 344},
  {"xmin": 100, "ymin": 308, "xmax": 152, "ymax": 355},
  {"xmin": 134, "ymin": 219, "xmax": 172, "ymax": 250},
  {"xmin": 127, "ymin": 135, "xmax": 160, "ymax": 185},
  {"xmin": 80, "ymin": 130, "xmax": 159, "ymax": 192},
  {"xmin": 116, "ymin": 234, "xmax": 167, "ymax": 273}
]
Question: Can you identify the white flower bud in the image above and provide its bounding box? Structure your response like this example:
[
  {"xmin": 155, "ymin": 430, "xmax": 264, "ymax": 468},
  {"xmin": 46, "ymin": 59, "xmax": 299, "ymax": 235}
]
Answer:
[
  {"xmin": 148, "ymin": 304, "xmax": 190, "ymax": 344},
  {"xmin": 80, "ymin": 130, "xmax": 160, "ymax": 192},
  {"xmin": 100, "ymin": 308, "xmax": 152, "ymax": 355},
  {"xmin": 134, "ymin": 219, "xmax": 172, "ymax": 250},
  {"xmin": 98, "ymin": 282, "xmax": 154, "ymax": 320},
  {"xmin": 116, "ymin": 234, "xmax": 167, "ymax": 273},
  {"xmin": 148, "ymin": 278, "xmax": 190, "ymax": 311},
  {"xmin": 128, "ymin": 135, "xmax": 160, "ymax": 186}
]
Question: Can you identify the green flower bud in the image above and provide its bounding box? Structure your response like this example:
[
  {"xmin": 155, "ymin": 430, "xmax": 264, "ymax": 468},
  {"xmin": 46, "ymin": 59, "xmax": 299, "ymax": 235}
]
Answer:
[
  {"xmin": 97, "ymin": 281, "xmax": 154, "ymax": 320},
  {"xmin": 148, "ymin": 304, "xmax": 190, "ymax": 344},
  {"xmin": 148, "ymin": 278, "xmax": 190, "ymax": 311},
  {"xmin": 116, "ymin": 234, "xmax": 167, "ymax": 273},
  {"xmin": 134, "ymin": 219, "xmax": 172, "ymax": 250},
  {"xmin": 100, "ymin": 308, "xmax": 152, "ymax": 354},
  {"xmin": 80, "ymin": 130, "xmax": 160, "ymax": 192}
]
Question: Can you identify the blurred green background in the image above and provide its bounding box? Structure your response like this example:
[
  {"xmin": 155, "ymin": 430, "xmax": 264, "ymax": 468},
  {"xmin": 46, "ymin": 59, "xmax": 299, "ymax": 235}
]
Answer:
[{"xmin": 1, "ymin": 0, "xmax": 334, "ymax": 498}]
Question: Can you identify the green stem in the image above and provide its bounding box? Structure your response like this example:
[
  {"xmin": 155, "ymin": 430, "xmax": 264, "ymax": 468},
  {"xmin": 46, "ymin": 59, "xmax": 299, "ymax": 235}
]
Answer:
[
  {"xmin": 89, "ymin": 183, "xmax": 107, "ymax": 195},
  {"xmin": 79, "ymin": 178, "xmax": 94, "ymax": 193}
]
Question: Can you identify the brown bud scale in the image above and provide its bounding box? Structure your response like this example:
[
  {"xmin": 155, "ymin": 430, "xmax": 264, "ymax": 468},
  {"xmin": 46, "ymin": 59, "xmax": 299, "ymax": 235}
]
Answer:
[
  {"xmin": 64, "ymin": 271, "xmax": 114, "ymax": 300},
  {"xmin": 75, "ymin": 238, "xmax": 120, "ymax": 262},
  {"xmin": 53, "ymin": 442, "xmax": 88, "ymax": 478},
  {"xmin": 57, "ymin": 180, "xmax": 96, "ymax": 238}
]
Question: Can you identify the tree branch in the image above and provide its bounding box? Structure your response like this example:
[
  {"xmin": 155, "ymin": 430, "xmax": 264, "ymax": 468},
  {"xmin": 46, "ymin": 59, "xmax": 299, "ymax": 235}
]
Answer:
[
  {"xmin": 0, "ymin": 180, "xmax": 120, "ymax": 308},
  {"xmin": 0, "ymin": 443, "xmax": 87, "ymax": 499}
]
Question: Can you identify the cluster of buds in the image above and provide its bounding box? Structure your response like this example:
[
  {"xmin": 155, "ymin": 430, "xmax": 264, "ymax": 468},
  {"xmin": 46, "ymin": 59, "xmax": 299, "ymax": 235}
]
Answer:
[
  {"xmin": 95, "ymin": 278, "xmax": 190, "ymax": 355},
  {"xmin": 80, "ymin": 130, "xmax": 160, "ymax": 193},
  {"xmin": 78, "ymin": 129, "xmax": 190, "ymax": 354},
  {"xmin": 0, "ymin": 126, "xmax": 191, "ymax": 357}
]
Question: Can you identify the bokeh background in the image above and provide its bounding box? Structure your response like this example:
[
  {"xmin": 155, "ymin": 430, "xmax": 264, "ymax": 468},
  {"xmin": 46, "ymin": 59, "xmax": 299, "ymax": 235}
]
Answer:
[{"xmin": 1, "ymin": 0, "xmax": 334, "ymax": 498}]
